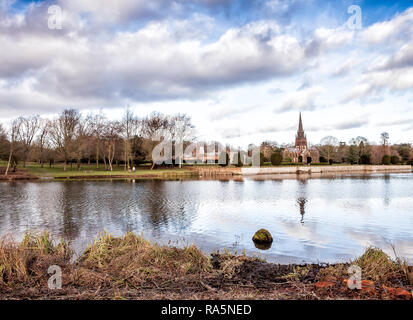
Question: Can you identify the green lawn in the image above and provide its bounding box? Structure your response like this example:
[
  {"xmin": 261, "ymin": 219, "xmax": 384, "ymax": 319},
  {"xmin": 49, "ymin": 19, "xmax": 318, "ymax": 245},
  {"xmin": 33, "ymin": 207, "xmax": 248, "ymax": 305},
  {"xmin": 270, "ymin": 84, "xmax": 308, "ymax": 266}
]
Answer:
[{"xmin": 0, "ymin": 161, "xmax": 195, "ymax": 178}]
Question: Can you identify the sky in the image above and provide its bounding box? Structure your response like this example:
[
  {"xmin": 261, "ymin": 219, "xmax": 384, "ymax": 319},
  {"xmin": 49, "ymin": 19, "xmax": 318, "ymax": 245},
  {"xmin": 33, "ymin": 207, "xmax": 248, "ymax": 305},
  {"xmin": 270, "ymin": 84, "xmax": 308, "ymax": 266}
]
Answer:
[{"xmin": 0, "ymin": 0, "xmax": 413, "ymax": 148}]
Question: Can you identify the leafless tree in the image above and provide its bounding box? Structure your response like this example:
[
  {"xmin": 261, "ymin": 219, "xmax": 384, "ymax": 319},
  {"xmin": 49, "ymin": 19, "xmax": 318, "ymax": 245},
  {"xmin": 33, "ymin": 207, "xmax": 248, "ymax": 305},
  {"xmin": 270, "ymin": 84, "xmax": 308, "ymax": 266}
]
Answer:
[
  {"xmin": 102, "ymin": 120, "xmax": 121, "ymax": 171},
  {"xmin": 141, "ymin": 112, "xmax": 171, "ymax": 170},
  {"xmin": 36, "ymin": 119, "xmax": 51, "ymax": 168},
  {"xmin": 120, "ymin": 107, "xmax": 140, "ymax": 171},
  {"xmin": 169, "ymin": 114, "xmax": 195, "ymax": 168},
  {"xmin": 5, "ymin": 119, "xmax": 21, "ymax": 176},
  {"xmin": 17, "ymin": 115, "xmax": 40, "ymax": 167},
  {"xmin": 86, "ymin": 112, "xmax": 106, "ymax": 168},
  {"xmin": 49, "ymin": 109, "xmax": 81, "ymax": 171},
  {"xmin": 319, "ymin": 136, "xmax": 339, "ymax": 162},
  {"xmin": 381, "ymin": 132, "xmax": 389, "ymax": 147}
]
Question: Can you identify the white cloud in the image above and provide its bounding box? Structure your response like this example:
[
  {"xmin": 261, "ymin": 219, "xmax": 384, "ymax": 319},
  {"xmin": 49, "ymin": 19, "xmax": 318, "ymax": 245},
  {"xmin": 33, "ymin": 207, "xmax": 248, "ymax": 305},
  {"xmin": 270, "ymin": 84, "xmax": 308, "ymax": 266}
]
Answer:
[
  {"xmin": 360, "ymin": 7, "xmax": 413, "ymax": 45},
  {"xmin": 276, "ymin": 86, "xmax": 325, "ymax": 112}
]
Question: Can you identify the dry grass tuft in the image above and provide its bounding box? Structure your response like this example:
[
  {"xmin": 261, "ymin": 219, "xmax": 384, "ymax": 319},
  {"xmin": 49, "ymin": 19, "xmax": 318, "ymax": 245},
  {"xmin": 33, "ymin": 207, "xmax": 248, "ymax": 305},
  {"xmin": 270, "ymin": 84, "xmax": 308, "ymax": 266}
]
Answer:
[
  {"xmin": 0, "ymin": 231, "xmax": 72, "ymax": 287},
  {"xmin": 354, "ymin": 247, "xmax": 407, "ymax": 284},
  {"xmin": 317, "ymin": 247, "xmax": 408, "ymax": 286},
  {"xmin": 78, "ymin": 232, "xmax": 210, "ymax": 288}
]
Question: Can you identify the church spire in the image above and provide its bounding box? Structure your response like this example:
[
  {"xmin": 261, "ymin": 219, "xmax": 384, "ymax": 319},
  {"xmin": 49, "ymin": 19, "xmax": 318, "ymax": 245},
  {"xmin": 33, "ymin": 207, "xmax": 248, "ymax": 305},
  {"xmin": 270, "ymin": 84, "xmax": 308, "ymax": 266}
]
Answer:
[
  {"xmin": 295, "ymin": 112, "xmax": 307, "ymax": 149},
  {"xmin": 298, "ymin": 112, "xmax": 304, "ymax": 133}
]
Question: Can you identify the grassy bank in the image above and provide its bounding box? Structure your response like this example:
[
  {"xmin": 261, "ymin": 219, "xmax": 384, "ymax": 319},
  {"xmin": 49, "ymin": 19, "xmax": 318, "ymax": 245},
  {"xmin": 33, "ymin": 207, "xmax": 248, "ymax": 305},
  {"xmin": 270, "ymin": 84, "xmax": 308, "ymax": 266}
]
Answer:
[
  {"xmin": 0, "ymin": 231, "xmax": 411, "ymax": 300},
  {"xmin": 0, "ymin": 162, "xmax": 197, "ymax": 180},
  {"xmin": 0, "ymin": 161, "xmax": 411, "ymax": 181}
]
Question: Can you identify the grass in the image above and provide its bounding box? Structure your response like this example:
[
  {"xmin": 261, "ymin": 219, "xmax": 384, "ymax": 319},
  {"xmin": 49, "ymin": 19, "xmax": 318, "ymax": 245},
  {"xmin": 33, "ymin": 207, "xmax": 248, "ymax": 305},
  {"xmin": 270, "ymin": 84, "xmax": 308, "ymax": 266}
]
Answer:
[
  {"xmin": 2, "ymin": 161, "xmax": 408, "ymax": 180},
  {"xmin": 0, "ymin": 231, "xmax": 411, "ymax": 300},
  {"xmin": 317, "ymin": 247, "xmax": 408, "ymax": 287},
  {"xmin": 0, "ymin": 161, "xmax": 196, "ymax": 179}
]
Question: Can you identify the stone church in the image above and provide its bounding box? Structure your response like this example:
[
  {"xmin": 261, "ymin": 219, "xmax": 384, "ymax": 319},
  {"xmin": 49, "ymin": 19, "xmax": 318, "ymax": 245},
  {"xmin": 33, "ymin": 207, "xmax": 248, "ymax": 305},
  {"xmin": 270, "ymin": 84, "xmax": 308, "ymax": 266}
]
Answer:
[{"xmin": 283, "ymin": 113, "xmax": 319, "ymax": 164}]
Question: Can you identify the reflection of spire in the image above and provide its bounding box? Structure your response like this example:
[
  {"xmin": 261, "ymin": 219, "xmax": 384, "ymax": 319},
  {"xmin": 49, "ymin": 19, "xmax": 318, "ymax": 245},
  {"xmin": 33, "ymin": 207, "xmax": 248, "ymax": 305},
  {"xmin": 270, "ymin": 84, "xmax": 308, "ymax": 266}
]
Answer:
[{"xmin": 297, "ymin": 197, "xmax": 307, "ymax": 224}]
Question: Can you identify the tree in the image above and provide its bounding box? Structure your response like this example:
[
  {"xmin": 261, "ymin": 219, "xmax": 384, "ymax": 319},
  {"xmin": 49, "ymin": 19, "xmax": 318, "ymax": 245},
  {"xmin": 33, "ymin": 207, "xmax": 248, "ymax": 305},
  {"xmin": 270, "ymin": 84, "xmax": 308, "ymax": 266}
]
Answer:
[
  {"xmin": 233, "ymin": 149, "xmax": 244, "ymax": 167},
  {"xmin": 141, "ymin": 112, "xmax": 170, "ymax": 170},
  {"xmin": 5, "ymin": 119, "xmax": 21, "ymax": 176},
  {"xmin": 380, "ymin": 132, "xmax": 389, "ymax": 147},
  {"xmin": 270, "ymin": 152, "xmax": 283, "ymax": 166},
  {"xmin": 87, "ymin": 112, "xmax": 106, "ymax": 169},
  {"xmin": 390, "ymin": 155, "xmax": 400, "ymax": 164},
  {"xmin": 260, "ymin": 152, "xmax": 265, "ymax": 166},
  {"xmin": 0, "ymin": 124, "xmax": 8, "ymax": 160},
  {"xmin": 170, "ymin": 114, "xmax": 195, "ymax": 168},
  {"xmin": 319, "ymin": 136, "xmax": 339, "ymax": 162},
  {"xmin": 397, "ymin": 144, "xmax": 411, "ymax": 163},
  {"xmin": 346, "ymin": 144, "xmax": 359, "ymax": 164},
  {"xmin": 49, "ymin": 109, "xmax": 81, "ymax": 171},
  {"xmin": 17, "ymin": 115, "xmax": 40, "ymax": 167},
  {"xmin": 36, "ymin": 119, "xmax": 51, "ymax": 168},
  {"xmin": 74, "ymin": 117, "xmax": 91, "ymax": 170},
  {"xmin": 102, "ymin": 120, "xmax": 121, "ymax": 171},
  {"xmin": 382, "ymin": 155, "xmax": 391, "ymax": 165},
  {"xmin": 260, "ymin": 140, "xmax": 278, "ymax": 160},
  {"xmin": 218, "ymin": 151, "xmax": 229, "ymax": 167},
  {"xmin": 120, "ymin": 107, "xmax": 140, "ymax": 171}
]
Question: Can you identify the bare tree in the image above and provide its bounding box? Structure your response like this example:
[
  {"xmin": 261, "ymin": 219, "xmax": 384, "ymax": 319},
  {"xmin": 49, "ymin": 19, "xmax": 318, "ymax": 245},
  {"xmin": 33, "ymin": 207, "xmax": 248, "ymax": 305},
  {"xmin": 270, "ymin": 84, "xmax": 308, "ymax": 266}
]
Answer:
[
  {"xmin": 74, "ymin": 117, "xmax": 91, "ymax": 170},
  {"xmin": 36, "ymin": 119, "xmax": 51, "ymax": 168},
  {"xmin": 0, "ymin": 124, "xmax": 8, "ymax": 160},
  {"xmin": 86, "ymin": 112, "xmax": 106, "ymax": 169},
  {"xmin": 319, "ymin": 136, "xmax": 339, "ymax": 162},
  {"xmin": 381, "ymin": 132, "xmax": 389, "ymax": 147},
  {"xmin": 170, "ymin": 114, "xmax": 195, "ymax": 168},
  {"xmin": 49, "ymin": 109, "xmax": 81, "ymax": 171},
  {"xmin": 5, "ymin": 119, "xmax": 21, "ymax": 176},
  {"xmin": 102, "ymin": 120, "xmax": 121, "ymax": 171},
  {"xmin": 141, "ymin": 112, "xmax": 170, "ymax": 170},
  {"xmin": 120, "ymin": 107, "xmax": 140, "ymax": 171},
  {"xmin": 16, "ymin": 115, "xmax": 40, "ymax": 167}
]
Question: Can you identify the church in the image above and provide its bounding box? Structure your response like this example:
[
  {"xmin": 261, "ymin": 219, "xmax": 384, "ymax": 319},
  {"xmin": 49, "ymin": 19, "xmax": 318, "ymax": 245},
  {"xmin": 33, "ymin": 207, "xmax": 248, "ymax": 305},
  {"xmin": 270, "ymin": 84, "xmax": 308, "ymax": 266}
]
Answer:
[{"xmin": 283, "ymin": 113, "xmax": 319, "ymax": 164}]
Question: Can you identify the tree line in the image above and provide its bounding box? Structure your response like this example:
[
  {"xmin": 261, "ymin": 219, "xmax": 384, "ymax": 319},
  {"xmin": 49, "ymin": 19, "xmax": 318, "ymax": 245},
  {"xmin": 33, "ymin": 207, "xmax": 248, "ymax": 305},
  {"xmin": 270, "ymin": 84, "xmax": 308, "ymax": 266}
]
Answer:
[
  {"xmin": 0, "ymin": 108, "xmax": 195, "ymax": 174},
  {"xmin": 1, "ymin": 109, "xmax": 412, "ymax": 174},
  {"xmin": 260, "ymin": 133, "xmax": 413, "ymax": 166}
]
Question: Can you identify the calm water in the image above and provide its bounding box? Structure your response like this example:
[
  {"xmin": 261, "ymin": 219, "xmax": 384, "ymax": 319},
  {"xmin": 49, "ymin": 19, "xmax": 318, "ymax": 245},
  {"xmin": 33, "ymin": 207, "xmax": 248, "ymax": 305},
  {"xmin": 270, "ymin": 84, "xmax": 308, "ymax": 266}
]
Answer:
[{"xmin": 0, "ymin": 173, "xmax": 412, "ymax": 263}]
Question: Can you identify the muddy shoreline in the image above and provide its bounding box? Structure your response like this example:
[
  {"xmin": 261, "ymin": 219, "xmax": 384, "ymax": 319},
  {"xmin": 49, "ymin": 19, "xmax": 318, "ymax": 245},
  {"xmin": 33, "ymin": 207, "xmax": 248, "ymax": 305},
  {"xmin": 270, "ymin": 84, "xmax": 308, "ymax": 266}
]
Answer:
[{"xmin": 0, "ymin": 232, "xmax": 411, "ymax": 300}]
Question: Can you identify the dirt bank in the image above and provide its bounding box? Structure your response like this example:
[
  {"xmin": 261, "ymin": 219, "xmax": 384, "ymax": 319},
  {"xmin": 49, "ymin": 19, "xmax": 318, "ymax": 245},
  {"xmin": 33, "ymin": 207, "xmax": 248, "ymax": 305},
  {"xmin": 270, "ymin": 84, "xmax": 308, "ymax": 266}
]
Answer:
[
  {"xmin": 0, "ymin": 232, "xmax": 411, "ymax": 300},
  {"xmin": 0, "ymin": 167, "xmax": 38, "ymax": 181}
]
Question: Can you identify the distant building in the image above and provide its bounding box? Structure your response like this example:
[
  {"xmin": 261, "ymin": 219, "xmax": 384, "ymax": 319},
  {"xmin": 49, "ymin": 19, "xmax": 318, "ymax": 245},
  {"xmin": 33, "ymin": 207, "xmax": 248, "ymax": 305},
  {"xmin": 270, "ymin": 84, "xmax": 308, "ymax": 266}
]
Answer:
[{"xmin": 283, "ymin": 113, "xmax": 319, "ymax": 163}]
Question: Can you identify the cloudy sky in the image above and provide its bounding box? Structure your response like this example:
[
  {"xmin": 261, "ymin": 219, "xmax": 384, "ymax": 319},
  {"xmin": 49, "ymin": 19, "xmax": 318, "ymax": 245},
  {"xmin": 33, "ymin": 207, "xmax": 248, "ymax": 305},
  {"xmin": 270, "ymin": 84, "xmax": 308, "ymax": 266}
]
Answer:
[{"xmin": 1, "ymin": 0, "xmax": 413, "ymax": 147}]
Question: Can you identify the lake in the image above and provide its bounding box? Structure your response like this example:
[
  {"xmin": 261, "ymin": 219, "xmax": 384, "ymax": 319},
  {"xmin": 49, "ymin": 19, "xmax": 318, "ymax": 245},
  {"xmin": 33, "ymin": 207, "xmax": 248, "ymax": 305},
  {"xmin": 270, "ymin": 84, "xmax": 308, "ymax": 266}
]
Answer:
[{"xmin": 0, "ymin": 172, "xmax": 412, "ymax": 264}]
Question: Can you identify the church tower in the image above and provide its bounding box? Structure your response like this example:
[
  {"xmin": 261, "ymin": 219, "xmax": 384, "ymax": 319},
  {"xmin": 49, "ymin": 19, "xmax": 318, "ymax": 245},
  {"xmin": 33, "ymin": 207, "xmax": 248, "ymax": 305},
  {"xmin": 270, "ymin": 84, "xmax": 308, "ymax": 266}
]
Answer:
[{"xmin": 295, "ymin": 112, "xmax": 307, "ymax": 152}]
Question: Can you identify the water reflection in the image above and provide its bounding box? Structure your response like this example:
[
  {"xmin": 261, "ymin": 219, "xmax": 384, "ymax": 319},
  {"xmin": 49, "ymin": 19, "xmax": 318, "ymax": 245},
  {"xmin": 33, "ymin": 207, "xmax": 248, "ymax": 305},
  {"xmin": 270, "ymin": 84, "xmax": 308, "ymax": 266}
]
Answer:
[
  {"xmin": 297, "ymin": 197, "xmax": 307, "ymax": 224},
  {"xmin": 0, "ymin": 173, "xmax": 412, "ymax": 264}
]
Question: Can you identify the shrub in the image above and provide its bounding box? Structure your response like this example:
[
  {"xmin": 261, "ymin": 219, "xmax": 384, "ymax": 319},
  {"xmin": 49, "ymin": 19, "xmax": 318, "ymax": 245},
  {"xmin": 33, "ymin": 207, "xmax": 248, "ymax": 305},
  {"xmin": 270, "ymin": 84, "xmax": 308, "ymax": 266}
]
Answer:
[
  {"xmin": 328, "ymin": 159, "xmax": 333, "ymax": 165},
  {"xmin": 390, "ymin": 155, "xmax": 400, "ymax": 165},
  {"xmin": 233, "ymin": 151, "xmax": 243, "ymax": 167},
  {"xmin": 306, "ymin": 156, "xmax": 312, "ymax": 164},
  {"xmin": 270, "ymin": 152, "xmax": 283, "ymax": 166},
  {"xmin": 382, "ymin": 155, "xmax": 391, "ymax": 165},
  {"xmin": 320, "ymin": 156, "xmax": 328, "ymax": 163},
  {"xmin": 260, "ymin": 152, "xmax": 265, "ymax": 166},
  {"xmin": 359, "ymin": 154, "xmax": 371, "ymax": 164},
  {"xmin": 218, "ymin": 152, "xmax": 229, "ymax": 167}
]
